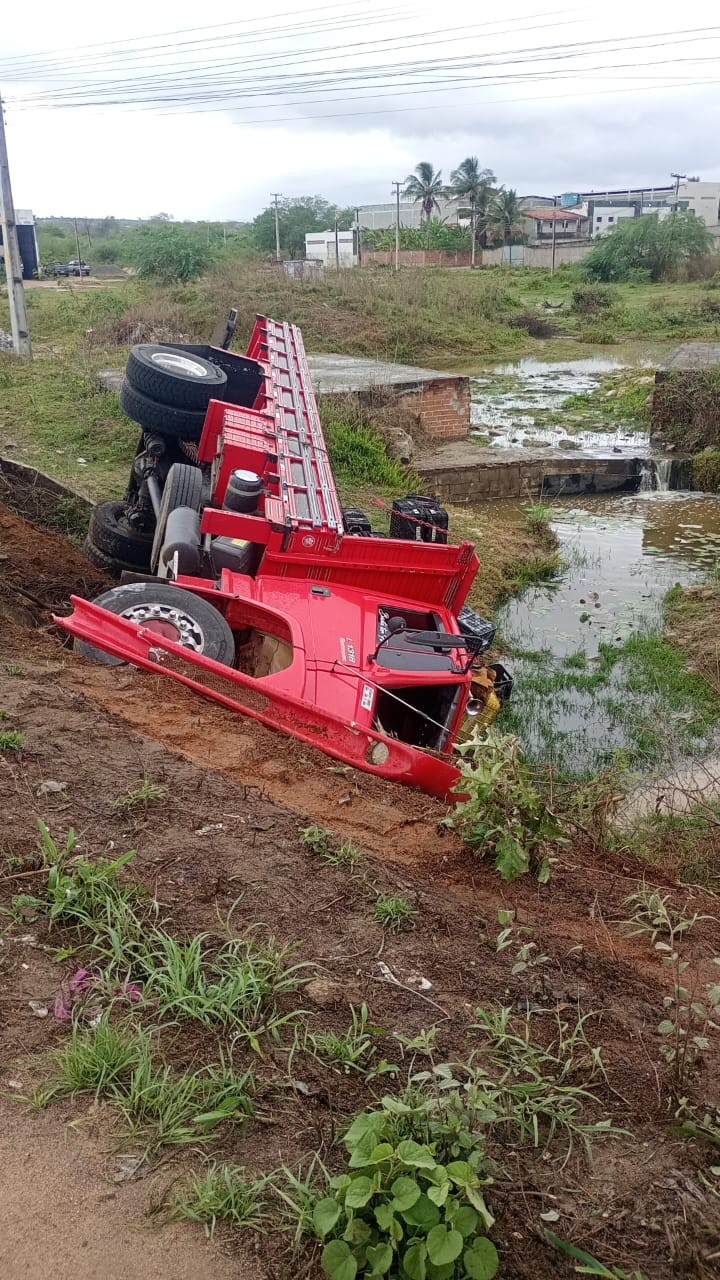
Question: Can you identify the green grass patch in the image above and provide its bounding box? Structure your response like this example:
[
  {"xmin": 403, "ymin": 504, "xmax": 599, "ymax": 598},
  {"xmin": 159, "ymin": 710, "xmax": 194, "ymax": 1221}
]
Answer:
[
  {"xmin": 621, "ymin": 803, "xmax": 720, "ymax": 888},
  {"xmin": 321, "ymin": 413, "xmax": 409, "ymax": 489}
]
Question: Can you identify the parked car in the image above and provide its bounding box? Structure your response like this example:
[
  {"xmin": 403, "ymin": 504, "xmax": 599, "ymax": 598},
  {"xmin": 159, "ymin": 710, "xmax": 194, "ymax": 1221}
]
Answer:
[{"xmin": 44, "ymin": 260, "xmax": 90, "ymax": 277}]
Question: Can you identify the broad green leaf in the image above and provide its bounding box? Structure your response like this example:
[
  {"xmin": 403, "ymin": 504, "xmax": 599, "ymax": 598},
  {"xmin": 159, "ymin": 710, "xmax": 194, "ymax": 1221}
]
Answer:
[
  {"xmin": 364, "ymin": 1143, "xmax": 394, "ymax": 1165},
  {"xmin": 494, "ymin": 833, "xmax": 529, "ymax": 882},
  {"xmin": 390, "ymin": 1176, "xmax": 422, "ymax": 1211},
  {"xmin": 445, "ymin": 1161, "xmax": 474, "ymax": 1186},
  {"xmin": 345, "ymin": 1176, "xmax": 375, "ymax": 1209},
  {"xmin": 465, "ymin": 1187, "xmax": 495, "ymax": 1230},
  {"xmin": 389, "ymin": 1216, "xmax": 404, "ymax": 1245},
  {"xmin": 396, "ymin": 1140, "xmax": 436, "ymax": 1169},
  {"xmin": 349, "ymin": 1132, "xmax": 382, "ymax": 1168},
  {"xmin": 426, "ymin": 1182, "xmax": 449, "ymax": 1207},
  {"xmin": 657, "ymin": 1019, "xmax": 674, "ymax": 1035},
  {"xmin": 375, "ymin": 1203, "xmax": 395, "ymax": 1231},
  {"xmin": 313, "ymin": 1197, "xmax": 341, "ymax": 1237},
  {"xmin": 446, "ymin": 1204, "xmax": 478, "ymax": 1236},
  {"xmin": 321, "ymin": 1239, "xmax": 358, "ymax": 1280},
  {"xmin": 426, "ymin": 1225, "xmax": 463, "ymax": 1266},
  {"xmin": 365, "ymin": 1243, "xmax": 393, "ymax": 1275},
  {"xmin": 343, "ymin": 1218, "xmax": 372, "ymax": 1246},
  {"xmin": 464, "ymin": 1237, "xmax": 500, "ymax": 1280},
  {"xmin": 403, "ymin": 1241, "xmax": 427, "ymax": 1280},
  {"xmin": 330, "ymin": 1174, "xmax": 352, "ymax": 1192},
  {"xmin": 401, "ymin": 1193, "xmax": 441, "ymax": 1229},
  {"xmin": 426, "ymin": 1263, "xmax": 454, "ymax": 1280}
]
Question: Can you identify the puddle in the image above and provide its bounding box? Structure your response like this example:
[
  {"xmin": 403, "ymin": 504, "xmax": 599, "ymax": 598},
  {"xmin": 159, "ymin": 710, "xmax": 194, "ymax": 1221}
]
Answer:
[
  {"xmin": 493, "ymin": 491, "xmax": 720, "ymax": 776},
  {"xmin": 470, "ymin": 350, "xmax": 660, "ymax": 453}
]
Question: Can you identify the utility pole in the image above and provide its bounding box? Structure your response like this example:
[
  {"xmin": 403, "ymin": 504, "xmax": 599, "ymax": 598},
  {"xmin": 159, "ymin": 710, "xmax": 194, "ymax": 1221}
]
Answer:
[
  {"xmin": 73, "ymin": 217, "xmax": 84, "ymax": 275},
  {"xmin": 271, "ymin": 192, "xmax": 282, "ymax": 262},
  {"xmin": 671, "ymin": 172, "xmax": 686, "ymax": 210},
  {"xmin": 355, "ymin": 206, "xmax": 362, "ymax": 267},
  {"xmin": 470, "ymin": 195, "xmax": 476, "ymax": 270},
  {"xmin": 334, "ymin": 219, "xmax": 340, "ymax": 272},
  {"xmin": 551, "ymin": 195, "xmax": 558, "ymax": 276},
  {"xmin": 392, "ymin": 181, "xmax": 401, "ymax": 272},
  {"xmin": 0, "ymin": 94, "xmax": 31, "ymax": 356}
]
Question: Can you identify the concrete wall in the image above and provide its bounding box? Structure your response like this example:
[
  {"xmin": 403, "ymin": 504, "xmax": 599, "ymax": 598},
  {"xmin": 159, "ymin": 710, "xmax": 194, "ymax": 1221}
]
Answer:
[
  {"xmin": 482, "ymin": 242, "xmax": 593, "ymax": 268},
  {"xmin": 363, "ymin": 249, "xmax": 473, "ymax": 268},
  {"xmin": 416, "ymin": 454, "xmax": 643, "ymax": 501}
]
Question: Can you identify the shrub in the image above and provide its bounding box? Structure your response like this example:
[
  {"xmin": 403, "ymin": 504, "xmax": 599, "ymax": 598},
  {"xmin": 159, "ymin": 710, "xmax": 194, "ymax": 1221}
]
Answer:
[
  {"xmin": 127, "ymin": 224, "xmax": 213, "ymax": 284},
  {"xmin": 582, "ymin": 210, "xmax": 714, "ymax": 282},
  {"xmin": 507, "ymin": 311, "xmax": 556, "ymax": 338},
  {"xmin": 570, "ymin": 284, "xmax": 614, "ymax": 315},
  {"xmin": 692, "ymin": 449, "xmax": 720, "ymax": 492}
]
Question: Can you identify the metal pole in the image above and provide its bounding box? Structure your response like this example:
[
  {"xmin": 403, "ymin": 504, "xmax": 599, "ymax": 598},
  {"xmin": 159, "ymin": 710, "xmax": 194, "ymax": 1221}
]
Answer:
[
  {"xmin": 0, "ymin": 94, "xmax": 31, "ymax": 356},
  {"xmin": 334, "ymin": 219, "xmax": 340, "ymax": 271},
  {"xmin": 392, "ymin": 181, "xmax": 401, "ymax": 272},
  {"xmin": 551, "ymin": 195, "xmax": 557, "ymax": 276},
  {"xmin": 271, "ymin": 192, "xmax": 281, "ymax": 261},
  {"xmin": 355, "ymin": 206, "xmax": 361, "ymax": 266}
]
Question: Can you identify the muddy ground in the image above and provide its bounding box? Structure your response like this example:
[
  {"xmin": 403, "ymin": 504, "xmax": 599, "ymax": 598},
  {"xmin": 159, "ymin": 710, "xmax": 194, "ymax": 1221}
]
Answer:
[{"xmin": 1, "ymin": 500, "xmax": 720, "ymax": 1280}]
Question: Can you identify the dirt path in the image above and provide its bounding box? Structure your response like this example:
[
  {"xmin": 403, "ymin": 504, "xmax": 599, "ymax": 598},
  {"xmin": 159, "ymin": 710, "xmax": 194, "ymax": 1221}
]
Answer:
[{"xmin": 1, "ymin": 501, "xmax": 720, "ymax": 1279}]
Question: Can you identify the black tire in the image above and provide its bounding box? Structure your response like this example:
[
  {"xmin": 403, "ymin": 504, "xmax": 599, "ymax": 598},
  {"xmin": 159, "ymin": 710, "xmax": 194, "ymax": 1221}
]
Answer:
[
  {"xmin": 82, "ymin": 534, "xmax": 139, "ymax": 579},
  {"xmin": 75, "ymin": 582, "xmax": 235, "ymax": 667},
  {"xmin": 89, "ymin": 501, "xmax": 154, "ymax": 568},
  {"xmin": 126, "ymin": 345, "xmax": 227, "ymax": 411},
  {"xmin": 151, "ymin": 463, "xmax": 204, "ymax": 573},
  {"xmin": 120, "ymin": 379, "xmax": 207, "ymax": 441}
]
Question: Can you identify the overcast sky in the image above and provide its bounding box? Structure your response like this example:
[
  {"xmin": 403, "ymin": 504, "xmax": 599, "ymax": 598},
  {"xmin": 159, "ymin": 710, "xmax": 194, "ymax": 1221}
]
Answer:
[{"xmin": 2, "ymin": 1, "xmax": 719, "ymax": 220}]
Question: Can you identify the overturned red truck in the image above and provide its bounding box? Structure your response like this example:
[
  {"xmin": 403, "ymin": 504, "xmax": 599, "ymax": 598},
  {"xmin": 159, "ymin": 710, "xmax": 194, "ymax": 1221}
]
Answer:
[{"xmin": 57, "ymin": 315, "xmax": 511, "ymax": 799}]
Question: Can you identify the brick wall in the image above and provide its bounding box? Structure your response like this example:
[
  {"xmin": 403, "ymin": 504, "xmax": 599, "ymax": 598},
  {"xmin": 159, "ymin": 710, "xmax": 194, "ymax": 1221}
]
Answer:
[{"xmin": 415, "ymin": 378, "xmax": 471, "ymax": 441}]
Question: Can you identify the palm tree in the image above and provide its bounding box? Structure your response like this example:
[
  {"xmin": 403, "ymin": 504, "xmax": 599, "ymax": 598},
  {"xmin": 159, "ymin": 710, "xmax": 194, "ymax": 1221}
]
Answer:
[
  {"xmin": 488, "ymin": 188, "xmax": 525, "ymax": 255},
  {"xmin": 449, "ymin": 157, "xmax": 496, "ymax": 266},
  {"xmin": 403, "ymin": 163, "xmax": 445, "ymax": 241}
]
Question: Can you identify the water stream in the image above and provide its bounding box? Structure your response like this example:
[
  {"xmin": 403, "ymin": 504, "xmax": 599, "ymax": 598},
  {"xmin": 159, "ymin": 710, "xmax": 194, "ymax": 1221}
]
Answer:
[{"xmin": 465, "ymin": 348, "xmax": 719, "ymax": 777}]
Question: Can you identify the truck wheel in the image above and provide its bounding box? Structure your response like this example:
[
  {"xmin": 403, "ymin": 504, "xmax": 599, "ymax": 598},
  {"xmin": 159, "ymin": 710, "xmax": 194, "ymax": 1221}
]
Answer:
[
  {"xmin": 120, "ymin": 380, "xmax": 207, "ymax": 441},
  {"xmin": 82, "ymin": 534, "xmax": 138, "ymax": 579},
  {"xmin": 126, "ymin": 345, "xmax": 227, "ymax": 411},
  {"xmin": 151, "ymin": 463, "xmax": 204, "ymax": 573},
  {"xmin": 75, "ymin": 582, "xmax": 235, "ymax": 666},
  {"xmin": 89, "ymin": 501, "xmax": 154, "ymax": 568}
]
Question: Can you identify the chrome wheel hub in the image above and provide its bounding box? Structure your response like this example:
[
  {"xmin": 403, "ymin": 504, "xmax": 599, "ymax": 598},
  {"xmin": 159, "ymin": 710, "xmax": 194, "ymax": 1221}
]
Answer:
[{"xmin": 120, "ymin": 602, "xmax": 204, "ymax": 652}]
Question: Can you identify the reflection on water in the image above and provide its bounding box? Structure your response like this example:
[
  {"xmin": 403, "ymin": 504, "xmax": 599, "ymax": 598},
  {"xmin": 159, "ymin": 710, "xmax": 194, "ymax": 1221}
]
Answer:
[{"xmin": 494, "ymin": 492, "xmax": 720, "ymax": 775}]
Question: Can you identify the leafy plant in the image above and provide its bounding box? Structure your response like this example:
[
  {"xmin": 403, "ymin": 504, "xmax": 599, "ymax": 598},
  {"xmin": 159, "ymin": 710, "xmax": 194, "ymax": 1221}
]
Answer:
[
  {"xmin": 126, "ymin": 223, "xmax": 212, "ymax": 284},
  {"xmin": 447, "ymin": 729, "xmax": 563, "ymax": 881},
  {"xmin": 300, "ymin": 825, "xmax": 335, "ymax": 857},
  {"xmin": 310, "ymin": 1106, "xmax": 499, "ymax": 1280},
  {"xmin": 300, "ymin": 825, "xmax": 364, "ymax": 869},
  {"xmin": 373, "ymin": 894, "xmax": 418, "ymax": 933},
  {"xmin": 0, "ymin": 729, "xmax": 25, "ymax": 751}
]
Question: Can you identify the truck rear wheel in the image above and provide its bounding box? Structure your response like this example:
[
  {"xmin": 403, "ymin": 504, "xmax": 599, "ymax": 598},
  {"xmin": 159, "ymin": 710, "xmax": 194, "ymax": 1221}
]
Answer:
[
  {"xmin": 120, "ymin": 380, "xmax": 207, "ymax": 441},
  {"xmin": 89, "ymin": 501, "xmax": 154, "ymax": 568},
  {"xmin": 126, "ymin": 345, "xmax": 227, "ymax": 411}
]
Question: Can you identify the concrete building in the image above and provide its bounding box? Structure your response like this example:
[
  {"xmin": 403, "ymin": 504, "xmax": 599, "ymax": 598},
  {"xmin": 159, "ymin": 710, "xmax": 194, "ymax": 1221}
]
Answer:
[
  {"xmin": 522, "ymin": 206, "xmax": 589, "ymax": 243},
  {"xmin": 357, "ymin": 197, "xmax": 459, "ymax": 231},
  {"xmin": 0, "ymin": 209, "xmax": 39, "ymax": 279},
  {"xmin": 304, "ymin": 228, "xmax": 358, "ymax": 268}
]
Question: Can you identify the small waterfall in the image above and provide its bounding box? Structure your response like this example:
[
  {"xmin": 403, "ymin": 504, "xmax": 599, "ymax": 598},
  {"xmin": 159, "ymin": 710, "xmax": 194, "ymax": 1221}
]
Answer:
[{"xmin": 638, "ymin": 457, "xmax": 693, "ymax": 492}]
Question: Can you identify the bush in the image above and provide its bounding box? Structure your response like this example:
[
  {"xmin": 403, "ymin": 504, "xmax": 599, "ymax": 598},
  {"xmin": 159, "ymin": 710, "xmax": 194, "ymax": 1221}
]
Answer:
[
  {"xmin": 582, "ymin": 210, "xmax": 714, "ymax": 282},
  {"xmin": 570, "ymin": 284, "xmax": 614, "ymax": 315},
  {"xmin": 507, "ymin": 311, "xmax": 555, "ymax": 338},
  {"xmin": 127, "ymin": 224, "xmax": 212, "ymax": 284},
  {"xmin": 692, "ymin": 449, "xmax": 720, "ymax": 492},
  {"xmin": 321, "ymin": 408, "xmax": 410, "ymax": 488},
  {"xmin": 653, "ymin": 369, "xmax": 720, "ymax": 447},
  {"xmin": 576, "ymin": 325, "xmax": 619, "ymax": 345}
]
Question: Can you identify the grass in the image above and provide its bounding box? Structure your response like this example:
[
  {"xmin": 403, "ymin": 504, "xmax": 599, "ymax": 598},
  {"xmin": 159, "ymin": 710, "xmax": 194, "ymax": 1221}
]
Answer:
[
  {"xmin": 372, "ymin": 893, "xmax": 417, "ymax": 932},
  {"xmin": 305, "ymin": 1003, "xmax": 377, "ymax": 1074},
  {"xmin": 299, "ymin": 825, "xmax": 365, "ymax": 868},
  {"xmin": 112, "ymin": 779, "xmax": 169, "ymax": 811},
  {"xmin": 169, "ymin": 1164, "xmax": 270, "ymax": 1236},
  {"xmin": 621, "ymin": 804, "xmax": 720, "ymax": 887},
  {"xmin": 0, "ymin": 729, "xmax": 25, "ymax": 751}
]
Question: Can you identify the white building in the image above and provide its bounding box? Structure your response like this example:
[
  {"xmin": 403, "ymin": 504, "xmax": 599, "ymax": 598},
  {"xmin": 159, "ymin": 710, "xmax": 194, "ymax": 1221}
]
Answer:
[
  {"xmin": 591, "ymin": 205, "xmax": 637, "ymax": 237},
  {"xmin": 304, "ymin": 228, "xmax": 357, "ymax": 268}
]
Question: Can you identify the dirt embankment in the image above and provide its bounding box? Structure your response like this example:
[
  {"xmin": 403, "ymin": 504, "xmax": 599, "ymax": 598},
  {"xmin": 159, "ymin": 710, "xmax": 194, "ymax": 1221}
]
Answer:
[{"xmin": 1, "ymin": 501, "xmax": 719, "ymax": 1280}]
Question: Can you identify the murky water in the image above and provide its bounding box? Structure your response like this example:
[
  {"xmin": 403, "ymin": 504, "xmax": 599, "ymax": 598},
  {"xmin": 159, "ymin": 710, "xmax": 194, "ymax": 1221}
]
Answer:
[
  {"xmin": 470, "ymin": 350, "xmax": 660, "ymax": 452},
  {"xmin": 492, "ymin": 491, "xmax": 720, "ymax": 776}
]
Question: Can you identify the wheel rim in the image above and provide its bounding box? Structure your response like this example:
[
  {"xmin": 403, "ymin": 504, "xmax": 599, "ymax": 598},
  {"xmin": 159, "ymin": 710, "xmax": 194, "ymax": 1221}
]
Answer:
[
  {"xmin": 150, "ymin": 352, "xmax": 210, "ymax": 379},
  {"xmin": 120, "ymin": 602, "xmax": 205, "ymax": 652}
]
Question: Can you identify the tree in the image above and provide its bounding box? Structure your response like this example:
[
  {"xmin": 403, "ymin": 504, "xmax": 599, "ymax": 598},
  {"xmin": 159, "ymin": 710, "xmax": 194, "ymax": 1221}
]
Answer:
[
  {"xmin": 488, "ymin": 189, "xmax": 525, "ymax": 250},
  {"xmin": 403, "ymin": 163, "xmax": 445, "ymax": 226},
  {"xmin": 252, "ymin": 196, "xmax": 353, "ymax": 258},
  {"xmin": 127, "ymin": 223, "xmax": 212, "ymax": 283},
  {"xmin": 583, "ymin": 209, "xmax": 715, "ymax": 282},
  {"xmin": 449, "ymin": 157, "xmax": 496, "ymax": 264}
]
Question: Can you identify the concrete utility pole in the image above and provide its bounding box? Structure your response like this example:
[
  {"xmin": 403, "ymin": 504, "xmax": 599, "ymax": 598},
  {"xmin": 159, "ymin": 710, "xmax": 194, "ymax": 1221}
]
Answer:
[
  {"xmin": 334, "ymin": 219, "xmax": 340, "ymax": 271},
  {"xmin": 551, "ymin": 195, "xmax": 558, "ymax": 276},
  {"xmin": 355, "ymin": 206, "xmax": 362, "ymax": 266},
  {"xmin": 392, "ymin": 181, "xmax": 401, "ymax": 272},
  {"xmin": 671, "ymin": 172, "xmax": 686, "ymax": 210},
  {"xmin": 0, "ymin": 95, "xmax": 31, "ymax": 356},
  {"xmin": 271, "ymin": 192, "xmax": 282, "ymax": 262}
]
